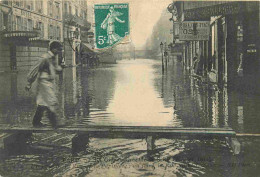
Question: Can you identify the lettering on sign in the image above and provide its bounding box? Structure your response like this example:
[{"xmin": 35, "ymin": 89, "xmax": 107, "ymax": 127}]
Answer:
[
  {"xmin": 179, "ymin": 21, "xmax": 210, "ymax": 41},
  {"xmin": 184, "ymin": 2, "xmax": 242, "ymax": 20}
]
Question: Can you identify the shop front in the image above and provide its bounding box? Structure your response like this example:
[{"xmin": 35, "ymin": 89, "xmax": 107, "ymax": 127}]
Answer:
[{"xmin": 182, "ymin": 1, "xmax": 259, "ymax": 91}]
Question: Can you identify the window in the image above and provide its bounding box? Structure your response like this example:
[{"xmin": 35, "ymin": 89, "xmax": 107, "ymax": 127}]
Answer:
[
  {"xmin": 69, "ymin": 5, "xmax": 72, "ymax": 14},
  {"xmin": 12, "ymin": 15, "xmax": 16, "ymax": 31},
  {"xmin": 48, "ymin": 25, "xmax": 52, "ymax": 39},
  {"xmin": 2, "ymin": 0, "xmax": 9, "ymax": 5},
  {"xmin": 75, "ymin": 8, "xmax": 78, "ymax": 17},
  {"xmin": 21, "ymin": 17, "xmax": 28, "ymax": 31},
  {"xmin": 55, "ymin": 2, "xmax": 60, "ymax": 19},
  {"xmin": 28, "ymin": 19, "xmax": 33, "ymax": 31},
  {"xmin": 3, "ymin": 13, "xmax": 8, "ymax": 30},
  {"xmin": 16, "ymin": 16, "xmax": 22, "ymax": 30},
  {"xmin": 26, "ymin": 1, "xmax": 34, "ymax": 10},
  {"xmin": 64, "ymin": 3, "xmax": 68, "ymax": 14},
  {"xmin": 57, "ymin": 26, "xmax": 60, "ymax": 40},
  {"xmin": 37, "ymin": 22, "xmax": 44, "ymax": 37},
  {"xmin": 48, "ymin": 1, "xmax": 53, "ymax": 17},
  {"xmin": 36, "ymin": 1, "xmax": 43, "ymax": 13},
  {"xmin": 14, "ymin": 0, "xmax": 20, "ymax": 6}
]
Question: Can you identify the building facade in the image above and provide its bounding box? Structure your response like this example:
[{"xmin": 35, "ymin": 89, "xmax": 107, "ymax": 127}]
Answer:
[
  {"xmin": 0, "ymin": 0, "xmax": 90, "ymax": 72},
  {"xmin": 170, "ymin": 1, "xmax": 260, "ymax": 93},
  {"xmin": 63, "ymin": 0, "xmax": 90, "ymax": 66},
  {"xmin": 0, "ymin": 0, "xmax": 64, "ymax": 72}
]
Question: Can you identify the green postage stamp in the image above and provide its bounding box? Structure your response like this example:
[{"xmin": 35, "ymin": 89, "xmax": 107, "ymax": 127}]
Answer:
[{"xmin": 94, "ymin": 3, "xmax": 129, "ymax": 49}]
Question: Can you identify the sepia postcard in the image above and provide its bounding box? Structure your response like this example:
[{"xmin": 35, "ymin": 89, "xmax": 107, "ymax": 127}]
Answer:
[{"xmin": 0, "ymin": 0, "xmax": 259, "ymax": 176}]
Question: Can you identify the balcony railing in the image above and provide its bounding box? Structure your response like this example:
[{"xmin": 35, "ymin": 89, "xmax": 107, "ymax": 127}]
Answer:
[{"xmin": 1, "ymin": 30, "xmax": 40, "ymax": 38}]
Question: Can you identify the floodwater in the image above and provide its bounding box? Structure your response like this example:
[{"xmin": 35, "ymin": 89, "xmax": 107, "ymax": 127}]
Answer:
[{"xmin": 0, "ymin": 58, "xmax": 259, "ymax": 176}]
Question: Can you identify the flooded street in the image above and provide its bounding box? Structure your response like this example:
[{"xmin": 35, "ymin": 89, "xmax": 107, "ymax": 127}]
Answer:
[{"xmin": 0, "ymin": 58, "xmax": 259, "ymax": 176}]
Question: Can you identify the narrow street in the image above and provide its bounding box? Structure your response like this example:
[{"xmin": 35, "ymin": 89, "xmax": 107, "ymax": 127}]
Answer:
[{"xmin": 0, "ymin": 57, "xmax": 259, "ymax": 176}]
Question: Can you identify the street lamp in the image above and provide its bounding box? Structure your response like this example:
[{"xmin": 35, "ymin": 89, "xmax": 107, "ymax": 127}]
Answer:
[
  {"xmin": 164, "ymin": 42, "xmax": 168, "ymax": 67},
  {"xmin": 160, "ymin": 42, "xmax": 164, "ymax": 73}
]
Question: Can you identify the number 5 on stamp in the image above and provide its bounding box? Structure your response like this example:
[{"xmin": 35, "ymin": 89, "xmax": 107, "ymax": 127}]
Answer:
[{"xmin": 94, "ymin": 3, "xmax": 130, "ymax": 49}]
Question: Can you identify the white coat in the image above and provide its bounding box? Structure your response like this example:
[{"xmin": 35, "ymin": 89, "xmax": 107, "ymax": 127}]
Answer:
[{"xmin": 27, "ymin": 51, "xmax": 61, "ymax": 112}]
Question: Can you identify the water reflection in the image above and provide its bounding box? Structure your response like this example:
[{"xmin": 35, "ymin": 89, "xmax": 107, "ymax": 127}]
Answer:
[
  {"xmin": 0, "ymin": 59, "xmax": 259, "ymax": 133},
  {"xmin": 1, "ymin": 58, "xmax": 260, "ymax": 177}
]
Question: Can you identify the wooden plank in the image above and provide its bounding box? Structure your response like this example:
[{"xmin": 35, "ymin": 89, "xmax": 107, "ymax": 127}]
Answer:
[
  {"xmin": 236, "ymin": 133, "xmax": 260, "ymax": 137},
  {"xmin": 0, "ymin": 126, "xmax": 236, "ymax": 138},
  {"xmin": 0, "ymin": 125, "xmax": 234, "ymax": 131},
  {"xmin": 0, "ymin": 126, "xmax": 234, "ymax": 132}
]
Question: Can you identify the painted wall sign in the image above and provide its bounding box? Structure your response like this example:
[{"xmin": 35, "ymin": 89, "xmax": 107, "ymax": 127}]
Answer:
[
  {"xmin": 179, "ymin": 21, "xmax": 210, "ymax": 41},
  {"xmin": 94, "ymin": 3, "xmax": 129, "ymax": 49},
  {"xmin": 184, "ymin": 2, "xmax": 242, "ymax": 21}
]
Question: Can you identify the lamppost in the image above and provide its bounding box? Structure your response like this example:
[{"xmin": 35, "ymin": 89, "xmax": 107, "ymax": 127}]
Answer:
[
  {"xmin": 164, "ymin": 42, "xmax": 168, "ymax": 67},
  {"xmin": 160, "ymin": 42, "xmax": 164, "ymax": 73}
]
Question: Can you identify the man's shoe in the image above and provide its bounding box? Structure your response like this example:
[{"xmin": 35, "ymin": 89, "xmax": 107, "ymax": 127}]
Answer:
[{"xmin": 33, "ymin": 122, "xmax": 47, "ymax": 128}]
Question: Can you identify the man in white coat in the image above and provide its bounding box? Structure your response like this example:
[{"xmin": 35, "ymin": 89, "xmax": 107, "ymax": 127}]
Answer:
[{"xmin": 25, "ymin": 41, "xmax": 63, "ymax": 128}]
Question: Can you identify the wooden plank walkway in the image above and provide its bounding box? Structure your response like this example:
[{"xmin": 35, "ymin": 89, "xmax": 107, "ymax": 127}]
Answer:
[
  {"xmin": 0, "ymin": 126, "xmax": 236, "ymax": 138},
  {"xmin": 0, "ymin": 126, "xmax": 240, "ymax": 155}
]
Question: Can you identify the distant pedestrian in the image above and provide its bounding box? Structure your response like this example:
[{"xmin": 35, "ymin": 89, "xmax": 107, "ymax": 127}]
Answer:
[{"xmin": 25, "ymin": 41, "xmax": 63, "ymax": 128}]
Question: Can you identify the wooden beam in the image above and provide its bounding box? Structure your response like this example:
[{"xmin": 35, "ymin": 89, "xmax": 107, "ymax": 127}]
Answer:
[
  {"xmin": 0, "ymin": 126, "xmax": 234, "ymax": 132},
  {"xmin": 0, "ymin": 126, "xmax": 236, "ymax": 139}
]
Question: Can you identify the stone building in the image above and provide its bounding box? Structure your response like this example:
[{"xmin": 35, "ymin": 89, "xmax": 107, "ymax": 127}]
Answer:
[
  {"xmin": 0, "ymin": 0, "xmax": 63, "ymax": 72},
  {"xmin": 0, "ymin": 0, "xmax": 90, "ymax": 71}
]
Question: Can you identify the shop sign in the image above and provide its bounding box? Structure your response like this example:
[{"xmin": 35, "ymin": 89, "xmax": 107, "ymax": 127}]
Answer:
[
  {"xmin": 184, "ymin": 2, "xmax": 241, "ymax": 21},
  {"xmin": 179, "ymin": 21, "xmax": 210, "ymax": 41}
]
